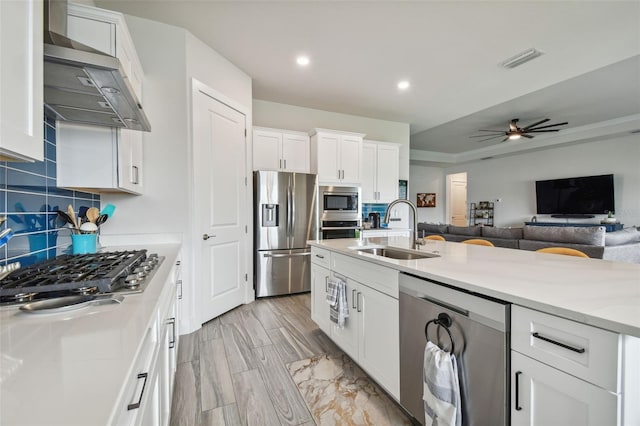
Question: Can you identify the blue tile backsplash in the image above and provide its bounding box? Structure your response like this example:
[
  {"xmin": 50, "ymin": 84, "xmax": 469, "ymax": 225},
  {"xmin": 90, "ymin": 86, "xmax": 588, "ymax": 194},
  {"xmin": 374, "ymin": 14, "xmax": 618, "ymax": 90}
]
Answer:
[
  {"xmin": 362, "ymin": 203, "xmax": 388, "ymax": 220},
  {"xmin": 0, "ymin": 116, "xmax": 100, "ymax": 266}
]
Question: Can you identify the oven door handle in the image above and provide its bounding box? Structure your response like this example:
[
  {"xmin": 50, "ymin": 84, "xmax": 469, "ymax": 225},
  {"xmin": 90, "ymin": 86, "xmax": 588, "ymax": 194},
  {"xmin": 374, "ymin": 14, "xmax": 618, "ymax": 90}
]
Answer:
[
  {"xmin": 321, "ymin": 227, "xmax": 361, "ymax": 231},
  {"xmin": 263, "ymin": 252, "xmax": 311, "ymax": 258}
]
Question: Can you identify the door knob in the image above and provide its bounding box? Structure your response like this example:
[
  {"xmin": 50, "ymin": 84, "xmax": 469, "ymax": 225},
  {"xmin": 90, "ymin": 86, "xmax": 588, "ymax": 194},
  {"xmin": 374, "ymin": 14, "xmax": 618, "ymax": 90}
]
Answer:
[{"xmin": 202, "ymin": 233, "xmax": 216, "ymax": 240}]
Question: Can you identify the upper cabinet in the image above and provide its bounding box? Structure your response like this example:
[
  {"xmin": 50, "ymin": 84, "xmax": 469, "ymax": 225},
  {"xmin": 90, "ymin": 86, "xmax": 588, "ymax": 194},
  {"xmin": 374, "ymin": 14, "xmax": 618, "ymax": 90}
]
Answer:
[
  {"xmin": 253, "ymin": 127, "xmax": 310, "ymax": 173},
  {"xmin": 310, "ymin": 129, "xmax": 364, "ymax": 185},
  {"xmin": 362, "ymin": 140, "xmax": 399, "ymax": 203},
  {"xmin": 0, "ymin": 0, "xmax": 44, "ymax": 162},
  {"xmin": 56, "ymin": 3, "xmax": 145, "ymax": 194}
]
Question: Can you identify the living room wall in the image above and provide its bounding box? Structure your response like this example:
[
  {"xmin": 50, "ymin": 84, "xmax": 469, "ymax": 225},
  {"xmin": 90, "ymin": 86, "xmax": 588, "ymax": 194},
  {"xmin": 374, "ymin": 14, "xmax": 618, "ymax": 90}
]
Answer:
[{"xmin": 411, "ymin": 133, "xmax": 640, "ymax": 228}]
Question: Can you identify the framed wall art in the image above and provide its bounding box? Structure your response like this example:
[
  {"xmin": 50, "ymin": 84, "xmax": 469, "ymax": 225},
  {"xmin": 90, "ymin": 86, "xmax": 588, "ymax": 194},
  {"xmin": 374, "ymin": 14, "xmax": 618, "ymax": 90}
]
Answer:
[{"xmin": 417, "ymin": 193, "xmax": 436, "ymax": 208}]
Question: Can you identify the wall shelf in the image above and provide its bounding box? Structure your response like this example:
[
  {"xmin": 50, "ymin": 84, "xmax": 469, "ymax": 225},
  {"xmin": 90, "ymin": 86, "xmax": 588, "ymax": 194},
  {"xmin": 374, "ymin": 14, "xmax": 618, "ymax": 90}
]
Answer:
[{"xmin": 470, "ymin": 202, "xmax": 494, "ymax": 226}]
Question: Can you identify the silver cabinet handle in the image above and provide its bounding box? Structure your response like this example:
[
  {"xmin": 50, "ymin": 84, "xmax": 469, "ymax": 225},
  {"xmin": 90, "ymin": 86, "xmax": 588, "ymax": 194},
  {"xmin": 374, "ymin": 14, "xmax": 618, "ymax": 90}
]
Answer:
[
  {"xmin": 264, "ymin": 252, "xmax": 311, "ymax": 258},
  {"xmin": 515, "ymin": 371, "xmax": 523, "ymax": 411},
  {"xmin": 202, "ymin": 234, "xmax": 216, "ymax": 240},
  {"xmin": 284, "ymin": 159, "xmax": 287, "ymax": 169},
  {"xmin": 127, "ymin": 373, "xmax": 148, "ymax": 410},
  {"xmin": 352, "ymin": 289, "xmax": 357, "ymax": 309},
  {"xmin": 315, "ymin": 254, "xmax": 325, "ymax": 259},
  {"xmin": 177, "ymin": 279, "xmax": 183, "ymax": 300},
  {"xmin": 168, "ymin": 317, "xmax": 176, "ymax": 349},
  {"xmin": 325, "ymin": 276, "xmax": 329, "ymax": 292},
  {"xmin": 131, "ymin": 165, "xmax": 139, "ymax": 184},
  {"xmin": 357, "ymin": 292, "xmax": 362, "ymax": 312}
]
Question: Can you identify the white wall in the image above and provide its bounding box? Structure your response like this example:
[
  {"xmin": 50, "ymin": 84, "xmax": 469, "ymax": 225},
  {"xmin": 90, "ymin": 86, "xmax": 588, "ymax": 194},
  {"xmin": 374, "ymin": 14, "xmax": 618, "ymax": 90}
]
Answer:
[
  {"xmin": 101, "ymin": 15, "xmax": 252, "ymax": 334},
  {"xmin": 411, "ymin": 133, "xmax": 640, "ymax": 227},
  {"xmin": 409, "ymin": 165, "xmax": 446, "ymax": 223}
]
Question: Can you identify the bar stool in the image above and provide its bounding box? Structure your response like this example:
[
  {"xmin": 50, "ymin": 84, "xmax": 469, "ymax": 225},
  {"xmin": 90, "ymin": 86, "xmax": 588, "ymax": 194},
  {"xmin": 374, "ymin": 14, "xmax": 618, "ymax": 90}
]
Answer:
[
  {"xmin": 536, "ymin": 247, "xmax": 589, "ymax": 258},
  {"xmin": 425, "ymin": 235, "xmax": 445, "ymax": 241},
  {"xmin": 462, "ymin": 239, "xmax": 495, "ymax": 247}
]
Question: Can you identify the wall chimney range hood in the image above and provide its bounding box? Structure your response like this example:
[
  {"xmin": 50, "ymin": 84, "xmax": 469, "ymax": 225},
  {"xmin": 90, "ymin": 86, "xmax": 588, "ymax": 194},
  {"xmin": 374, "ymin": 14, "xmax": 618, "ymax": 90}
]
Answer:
[{"xmin": 43, "ymin": 0, "xmax": 151, "ymax": 132}]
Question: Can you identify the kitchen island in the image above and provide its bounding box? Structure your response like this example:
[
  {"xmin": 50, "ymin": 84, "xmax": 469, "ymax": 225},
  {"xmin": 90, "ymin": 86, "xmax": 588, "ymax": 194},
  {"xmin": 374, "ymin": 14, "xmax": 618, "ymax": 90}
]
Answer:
[
  {"xmin": 309, "ymin": 236, "xmax": 640, "ymax": 425},
  {"xmin": 0, "ymin": 243, "xmax": 181, "ymax": 426}
]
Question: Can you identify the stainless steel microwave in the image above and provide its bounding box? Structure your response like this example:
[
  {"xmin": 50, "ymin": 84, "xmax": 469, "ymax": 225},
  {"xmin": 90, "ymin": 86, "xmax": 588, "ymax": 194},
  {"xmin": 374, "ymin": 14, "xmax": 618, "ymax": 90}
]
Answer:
[{"xmin": 319, "ymin": 186, "xmax": 361, "ymax": 221}]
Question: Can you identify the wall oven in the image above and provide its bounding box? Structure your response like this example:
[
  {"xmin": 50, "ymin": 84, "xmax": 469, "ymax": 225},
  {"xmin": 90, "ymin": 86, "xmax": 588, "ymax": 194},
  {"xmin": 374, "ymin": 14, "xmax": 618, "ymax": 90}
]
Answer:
[{"xmin": 319, "ymin": 186, "xmax": 361, "ymax": 239}]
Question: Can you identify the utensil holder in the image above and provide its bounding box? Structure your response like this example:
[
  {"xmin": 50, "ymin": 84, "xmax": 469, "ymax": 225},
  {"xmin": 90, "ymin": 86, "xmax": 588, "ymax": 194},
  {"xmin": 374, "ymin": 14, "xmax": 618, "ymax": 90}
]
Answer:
[{"xmin": 72, "ymin": 234, "xmax": 97, "ymax": 254}]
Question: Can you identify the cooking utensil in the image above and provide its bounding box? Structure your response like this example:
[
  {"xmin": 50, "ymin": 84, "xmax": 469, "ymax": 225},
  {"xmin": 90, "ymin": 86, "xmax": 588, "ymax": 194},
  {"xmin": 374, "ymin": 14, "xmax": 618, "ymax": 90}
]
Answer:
[
  {"xmin": 57, "ymin": 210, "xmax": 73, "ymax": 226},
  {"xmin": 19, "ymin": 294, "xmax": 125, "ymax": 314},
  {"xmin": 78, "ymin": 206, "xmax": 89, "ymax": 221},
  {"xmin": 80, "ymin": 222, "xmax": 98, "ymax": 233},
  {"xmin": 100, "ymin": 204, "xmax": 116, "ymax": 218},
  {"xmin": 96, "ymin": 214, "xmax": 108, "ymax": 227},
  {"xmin": 86, "ymin": 207, "xmax": 100, "ymax": 224},
  {"xmin": 67, "ymin": 205, "xmax": 79, "ymax": 232}
]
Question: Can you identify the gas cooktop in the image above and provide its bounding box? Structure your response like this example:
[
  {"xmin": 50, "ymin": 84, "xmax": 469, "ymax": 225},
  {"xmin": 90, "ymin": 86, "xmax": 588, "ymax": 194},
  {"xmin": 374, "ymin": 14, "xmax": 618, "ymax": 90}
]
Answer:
[{"xmin": 0, "ymin": 250, "xmax": 163, "ymax": 307}]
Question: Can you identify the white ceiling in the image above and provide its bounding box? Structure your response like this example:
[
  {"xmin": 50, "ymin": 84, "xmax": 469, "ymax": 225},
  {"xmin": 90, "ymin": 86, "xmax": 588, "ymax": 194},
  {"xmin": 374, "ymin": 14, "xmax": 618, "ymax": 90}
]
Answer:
[{"xmin": 95, "ymin": 0, "xmax": 640, "ymax": 158}]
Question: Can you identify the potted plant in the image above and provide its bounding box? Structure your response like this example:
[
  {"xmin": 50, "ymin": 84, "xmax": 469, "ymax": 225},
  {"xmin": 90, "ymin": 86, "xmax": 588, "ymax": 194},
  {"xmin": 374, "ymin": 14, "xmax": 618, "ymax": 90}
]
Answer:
[{"xmin": 603, "ymin": 211, "xmax": 617, "ymax": 224}]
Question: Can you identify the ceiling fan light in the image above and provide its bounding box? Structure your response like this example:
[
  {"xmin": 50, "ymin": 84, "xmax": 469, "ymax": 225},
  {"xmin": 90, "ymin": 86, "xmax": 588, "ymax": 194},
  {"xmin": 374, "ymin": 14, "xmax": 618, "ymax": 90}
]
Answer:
[{"xmin": 509, "ymin": 134, "xmax": 521, "ymax": 140}]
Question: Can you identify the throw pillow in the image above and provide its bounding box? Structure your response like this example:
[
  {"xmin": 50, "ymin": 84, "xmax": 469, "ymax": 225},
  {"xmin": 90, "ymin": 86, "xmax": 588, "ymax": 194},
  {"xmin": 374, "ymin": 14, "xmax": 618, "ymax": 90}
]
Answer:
[
  {"xmin": 448, "ymin": 225, "xmax": 482, "ymax": 236},
  {"xmin": 482, "ymin": 227, "xmax": 523, "ymax": 240},
  {"xmin": 417, "ymin": 223, "xmax": 449, "ymax": 234},
  {"xmin": 605, "ymin": 228, "xmax": 640, "ymax": 246}
]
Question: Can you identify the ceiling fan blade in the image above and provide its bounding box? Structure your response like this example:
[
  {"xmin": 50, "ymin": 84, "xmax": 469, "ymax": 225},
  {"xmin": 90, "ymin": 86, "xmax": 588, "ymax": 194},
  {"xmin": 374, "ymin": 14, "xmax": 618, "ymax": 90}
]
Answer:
[
  {"xmin": 478, "ymin": 129, "xmax": 506, "ymax": 132},
  {"xmin": 527, "ymin": 121, "xmax": 568, "ymax": 130},
  {"xmin": 501, "ymin": 137, "xmax": 510, "ymax": 142},
  {"xmin": 476, "ymin": 135, "xmax": 504, "ymax": 142},
  {"xmin": 522, "ymin": 118, "xmax": 549, "ymax": 130},
  {"xmin": 522, "ymin": 134, "xmax": 534, "ymax": 139},
  {"xmin": 470, "ymin": 133, "xmax": 504, "ymax": 138},
  {"xmin": 526, "ymin": 129, "xmax": 561, "ymax": 133}
]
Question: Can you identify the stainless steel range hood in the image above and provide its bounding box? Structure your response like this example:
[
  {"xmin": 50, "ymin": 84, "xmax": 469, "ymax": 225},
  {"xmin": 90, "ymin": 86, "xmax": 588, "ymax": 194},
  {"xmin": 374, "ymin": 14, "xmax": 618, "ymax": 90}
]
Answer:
[{"xmin": 43, "ymin": 0, "xmax": 151, "ymax": 132}]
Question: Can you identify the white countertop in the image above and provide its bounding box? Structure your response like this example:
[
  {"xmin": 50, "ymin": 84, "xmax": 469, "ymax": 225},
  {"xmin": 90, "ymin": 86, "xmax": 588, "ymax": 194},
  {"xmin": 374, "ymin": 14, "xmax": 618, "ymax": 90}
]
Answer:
[
  {"xmin": 309, "ymin": 237, "xmax": 640, "ymax": 337},
  {"xmin": 0, "ymin": 243, "xmax": 181, "ymax": 426}
]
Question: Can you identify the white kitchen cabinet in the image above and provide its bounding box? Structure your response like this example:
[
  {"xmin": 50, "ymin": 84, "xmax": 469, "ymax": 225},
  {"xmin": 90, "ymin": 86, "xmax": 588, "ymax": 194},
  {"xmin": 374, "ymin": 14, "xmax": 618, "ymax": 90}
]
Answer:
[
  {"xmin": 511, "ymin": 351, "xmax": 618, "ymax": 426},
  {"xmin": 310, "ymin": 128, "xmax": 364, "ymax": 185},
  {"xmin": 310, "ymin": 250, "xmax": 400, "ymax": 399},
  {"xmin": 56, "ymin": 3, "xmax": 145, "ymax": 194},
  {"xmin": 310, "ymin": 262, "xmax": 333, "ymax": 335},
  {"xmin": 253, "ymin": 127, "xmax": 310, "ymax": 173},
  {"xmin": 0, "ymin": 0, "xmax": 44, "ymax": 162},
  {"xmin": 57, "ymin": 123, "xmax": 143, "ymax": 194},
  {"xmin": 510, "ymin": 305, "xmax": 639, "ymax": 426},
  {"xmin": 362, "ymin": 141, "xmax": 399, "ymax": 203}
]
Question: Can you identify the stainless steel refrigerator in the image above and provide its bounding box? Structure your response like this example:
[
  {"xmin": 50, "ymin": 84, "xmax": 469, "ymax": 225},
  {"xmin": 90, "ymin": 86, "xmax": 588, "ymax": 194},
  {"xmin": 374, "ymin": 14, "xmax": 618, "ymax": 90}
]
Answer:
[{"xmin": 254, "ymin": 171, "xmax": 318, "ymax": 297}]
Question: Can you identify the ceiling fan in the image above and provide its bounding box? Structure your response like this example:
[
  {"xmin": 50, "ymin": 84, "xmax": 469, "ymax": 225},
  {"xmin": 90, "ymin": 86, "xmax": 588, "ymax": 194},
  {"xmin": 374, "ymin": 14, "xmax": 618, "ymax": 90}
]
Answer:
[{"xmin": 471, "ymin": 118, "xmax": 568, "ymax": 143}]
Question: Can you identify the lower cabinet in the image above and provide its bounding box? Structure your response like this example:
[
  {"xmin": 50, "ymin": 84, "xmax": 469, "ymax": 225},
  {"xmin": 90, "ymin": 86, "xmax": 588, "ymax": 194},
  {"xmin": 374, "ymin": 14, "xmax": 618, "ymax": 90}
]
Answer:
[
  {"xmin": 310, "ymin": 248, "xmax": 400, "ymax": 399},
  {"xmin": 113, "ymin": 263, "xmax": 180, "ymax": 425},
  {"xmin": 511, "ymin": 351, "xmax": 618, "ymax": 426}
]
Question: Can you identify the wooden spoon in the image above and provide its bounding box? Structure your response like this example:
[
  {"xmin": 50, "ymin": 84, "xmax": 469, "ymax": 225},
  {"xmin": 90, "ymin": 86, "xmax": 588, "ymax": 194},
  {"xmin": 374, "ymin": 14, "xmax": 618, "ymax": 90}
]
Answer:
[
  {"xmin": 67, "ymin": 205, "xmax": 79, "ymax": 231},
  {"xmin": 86, "ymin": 207, "xmax": 100, "ymax": 224}
]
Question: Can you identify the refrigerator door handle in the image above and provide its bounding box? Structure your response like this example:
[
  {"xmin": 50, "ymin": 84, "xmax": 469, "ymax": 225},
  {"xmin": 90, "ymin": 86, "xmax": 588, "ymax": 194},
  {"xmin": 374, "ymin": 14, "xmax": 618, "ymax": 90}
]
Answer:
[{"xmin": 263, "ymin": 252, "xmax": 311, "ymax": 258}]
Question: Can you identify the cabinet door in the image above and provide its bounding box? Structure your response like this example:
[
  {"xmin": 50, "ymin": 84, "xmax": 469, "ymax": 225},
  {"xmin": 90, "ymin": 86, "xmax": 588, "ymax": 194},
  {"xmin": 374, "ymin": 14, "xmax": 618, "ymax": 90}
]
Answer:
[
  {"xmin": 511, "ymin": 351, "xmax": 618, "ymax": 426},
  {"xmin": 118, "ymin": 129, "xmax": 143, "ymax": 194},
  {"xmin": 361, "ymin": 143, "xmax": 377, "ymax": 202},
  {"xmin": 339, "ymin": 135, "xmax": 361, "ymax": 184},
  {"xmin": 316, "ymin": 133, "xmax": 340, "ymax": 182},
  {"xmin": 311, "ymin": 264, "xmax": 332, "ymax": 335},
  {"xmin": 0, "ymin": 0, "xmax": 44, "ymax": 162},
  {"xmin": 281, "ymin": 133, "xmax": 310, "ymax": 173},
  {"xmin": 330, "ymin": 277, "xmax": 359, "ymax": 360},
  {"xmin": 253, "ymin": 129, "xmax": 281, "ymax": 171},
  {"xmin": 376, "ymin": 144, "xmax": 399, "ymax": 203},
  {"xmin": 358, "ymin": 284, "xmax": 400, "ymax": 399}
]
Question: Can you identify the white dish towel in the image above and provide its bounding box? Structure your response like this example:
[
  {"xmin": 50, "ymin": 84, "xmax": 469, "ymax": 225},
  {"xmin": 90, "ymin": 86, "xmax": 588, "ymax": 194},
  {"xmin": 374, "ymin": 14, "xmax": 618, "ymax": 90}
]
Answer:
[
  {"xmin": 423, "ymin": 341, "xmax": 462, "ymax": 426},
  {"xmin": 326, "ymin": 276, "xmax": 349, "ymax": 328}
]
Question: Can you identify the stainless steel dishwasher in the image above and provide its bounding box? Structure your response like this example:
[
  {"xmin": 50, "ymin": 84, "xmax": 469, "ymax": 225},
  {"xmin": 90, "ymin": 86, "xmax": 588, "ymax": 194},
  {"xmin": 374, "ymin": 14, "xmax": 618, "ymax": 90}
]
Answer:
[{"xmin": 399, "ymin": 273, "xmax": 510, "ymax": 425}]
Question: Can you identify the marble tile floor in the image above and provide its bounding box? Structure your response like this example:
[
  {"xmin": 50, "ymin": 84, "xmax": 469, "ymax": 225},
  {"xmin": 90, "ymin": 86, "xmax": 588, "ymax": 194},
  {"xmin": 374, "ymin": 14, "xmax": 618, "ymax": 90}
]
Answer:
[{"xmin": 169, "ymin": 293, "xmax": 413, "ymax": 426}]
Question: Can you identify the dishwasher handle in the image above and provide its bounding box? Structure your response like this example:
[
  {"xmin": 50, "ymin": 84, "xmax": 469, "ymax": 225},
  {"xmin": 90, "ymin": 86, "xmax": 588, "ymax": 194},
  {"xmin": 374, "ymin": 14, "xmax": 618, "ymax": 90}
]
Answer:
[{"xmin": 424, "ymin": 313, "xmax": 455, "ymax": 354}]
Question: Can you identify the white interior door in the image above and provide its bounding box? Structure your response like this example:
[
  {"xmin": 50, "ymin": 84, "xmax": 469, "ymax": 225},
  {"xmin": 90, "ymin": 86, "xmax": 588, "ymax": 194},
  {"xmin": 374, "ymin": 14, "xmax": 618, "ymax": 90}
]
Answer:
[
  {"xmin": 193, "ymin": 89, "xmax": 247, "ymax": 322},
  {"xmin": 450, "ymin": 177, "xmax": 467, "ymax": 226}
]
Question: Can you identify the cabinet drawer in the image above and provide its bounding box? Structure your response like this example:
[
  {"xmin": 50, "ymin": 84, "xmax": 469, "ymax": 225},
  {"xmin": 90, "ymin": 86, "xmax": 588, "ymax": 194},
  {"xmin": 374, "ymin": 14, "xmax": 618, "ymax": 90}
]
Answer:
[
  {"xmin": 511, "ymin": 305, "xmax": 620, "ymax": 392},
  {"xmin": 332, "ymin": 253, "xmax": 398, "ymax": 298},
  {"xmin": 311, "ymin": 247, "xmax": 331, "ymax": 268}
]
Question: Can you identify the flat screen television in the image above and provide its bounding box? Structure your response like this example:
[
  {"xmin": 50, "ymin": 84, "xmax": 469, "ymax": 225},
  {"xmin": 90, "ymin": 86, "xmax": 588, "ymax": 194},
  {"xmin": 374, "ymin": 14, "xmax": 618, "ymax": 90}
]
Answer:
[{"xmin": 535, "ymin": 174, "xmax": 614, "ymax": 215}]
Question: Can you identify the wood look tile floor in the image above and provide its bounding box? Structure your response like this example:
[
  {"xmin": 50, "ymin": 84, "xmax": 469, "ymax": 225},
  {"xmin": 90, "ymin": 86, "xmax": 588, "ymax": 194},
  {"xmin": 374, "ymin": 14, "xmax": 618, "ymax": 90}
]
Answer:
[{"xmin": 169, "ymin": 293, "xmax": 408, "ymax": 426}]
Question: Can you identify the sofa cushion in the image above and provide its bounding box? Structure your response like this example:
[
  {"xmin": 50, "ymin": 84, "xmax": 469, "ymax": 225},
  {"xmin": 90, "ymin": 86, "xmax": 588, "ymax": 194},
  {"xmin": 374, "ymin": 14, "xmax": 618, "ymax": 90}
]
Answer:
[
  {"xmin": 519, "ymin": 239, "xmax": 605, "ymax": 259},
  {"xmin": 448, "ymin": 225, "xmax": 482, "ymax": 236},
  {"xmin": 482, "ymin": 227, "xmax": 523, "ymax": 240},
  {"xmin": 523, "ymin": 225, "xmax": 605, "ymax": 246},
  {"xmin": 605, "ymin": 227, "xmax": 640, "ymax": 246},
  {"xmin": 417, "ymin": 223, "xmax": 448, "ymax": 234}
]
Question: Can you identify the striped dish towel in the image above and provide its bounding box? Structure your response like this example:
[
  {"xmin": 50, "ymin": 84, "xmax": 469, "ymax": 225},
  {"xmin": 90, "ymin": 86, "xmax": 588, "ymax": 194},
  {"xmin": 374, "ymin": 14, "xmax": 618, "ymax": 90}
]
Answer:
[
  {"xmin": 326, "ymin": 276, "xmax": 349, "ymax": 328},
  {"xmin": 423, "ymin": 341, "xmax": 462, "ymax": 426}
]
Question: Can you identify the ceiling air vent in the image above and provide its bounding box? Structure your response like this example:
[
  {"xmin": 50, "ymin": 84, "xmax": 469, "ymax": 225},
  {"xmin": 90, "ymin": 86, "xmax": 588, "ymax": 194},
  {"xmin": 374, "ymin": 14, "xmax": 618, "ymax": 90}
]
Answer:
[{"xmin": 501, "ymin": 48, "xmax": 543, "ymax": 69}]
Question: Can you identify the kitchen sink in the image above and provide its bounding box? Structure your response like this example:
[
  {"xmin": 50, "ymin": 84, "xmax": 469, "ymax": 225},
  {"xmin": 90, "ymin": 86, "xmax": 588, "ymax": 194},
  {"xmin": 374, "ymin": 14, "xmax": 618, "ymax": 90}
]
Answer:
[{"xmin": 357, "ymin": 247, "xmax": 438, "ymax": 260}]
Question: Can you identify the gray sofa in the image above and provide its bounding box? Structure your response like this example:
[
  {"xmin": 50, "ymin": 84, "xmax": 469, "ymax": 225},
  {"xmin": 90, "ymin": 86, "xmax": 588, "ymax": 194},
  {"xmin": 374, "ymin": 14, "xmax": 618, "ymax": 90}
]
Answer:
[{"xmin": 417, "ymin": 223, "xmax": 640, "ymax": 263}]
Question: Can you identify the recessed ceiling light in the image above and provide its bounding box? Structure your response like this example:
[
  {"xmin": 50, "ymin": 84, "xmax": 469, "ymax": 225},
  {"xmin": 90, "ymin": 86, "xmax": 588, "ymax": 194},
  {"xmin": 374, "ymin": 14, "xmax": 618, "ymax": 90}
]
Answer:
[
  {"xmin": 397, "ymin": 81, "xmax": 410, "ymax": 90},
  {"xmin": 296, "ymin": 56, "xmax": 310, "ymax": 66}
]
